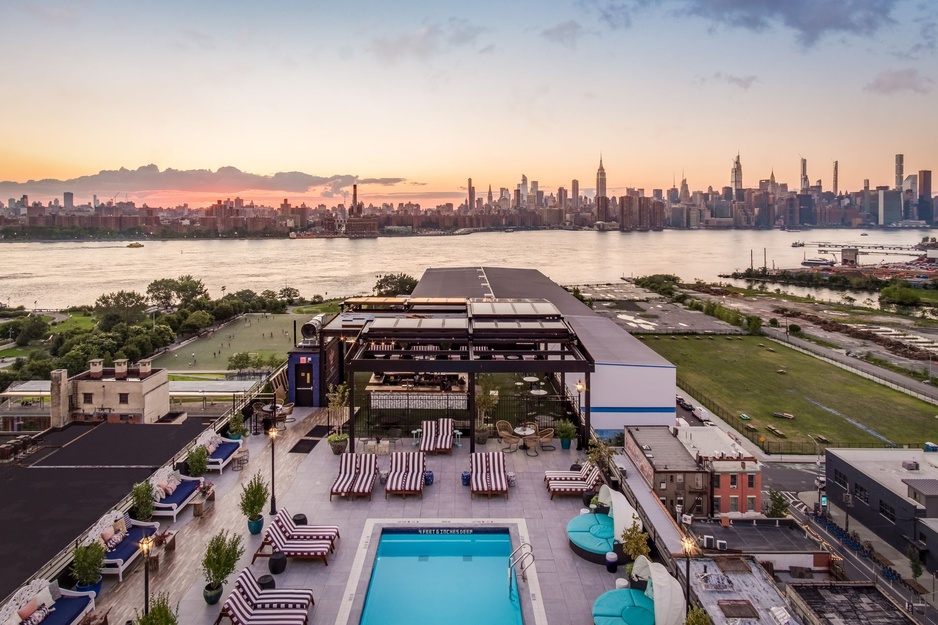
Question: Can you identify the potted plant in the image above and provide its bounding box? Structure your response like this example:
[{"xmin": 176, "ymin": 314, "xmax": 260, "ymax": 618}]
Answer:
[
  {"xmin": 227, "ymin": 411, "xmax": 248, "ymax": 440},
  {"xmin": 555, "ymin": 420, "xmax": 577, "ymax": 450},
  {"xmin": 201, "ymin": 529, "xmax": 244, "ymax": 605},
  {"xmin": 239, "ymin": 472, "xmax": 269, "ymax": 535},
  {"xmin": 326, "ymin": 382, "xmax": 349, "ymax": 431},
  {"xmin": 188, "ymin": 445, "xmax": 209, "ymax": 477},
  {"xmin": 133, "ymin": 591, "xmax": 178, "ymax": 625},
  {"xmin": 591, "ymin": 494, "xmax": 610, "ymax": 516},
  {"xmin": 71, "ymin": 541, "xmax": 106, "ymax": 597},
  {"xmin": 132, "ymin": 481, "xmax": 155, "ymax": 521},
  {"xmin": 328, "ymin": 431, "xmax": 349, "ymax": 455},
  {"xmin": 620, "ymin": 517, "xmax": 651, "ymax": 589}
]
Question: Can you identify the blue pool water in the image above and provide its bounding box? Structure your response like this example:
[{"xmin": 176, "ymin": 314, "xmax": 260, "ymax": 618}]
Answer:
[{"xmin": 360, "ymin": 528, "xmax": 524, "ymax": 625}]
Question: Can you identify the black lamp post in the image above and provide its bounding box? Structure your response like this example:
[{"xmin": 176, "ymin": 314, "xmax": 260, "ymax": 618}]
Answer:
[
  {"xmin": 575, "ymin": 380, "xmax": 585, "ymax": 447},
  {"xmin": 269, "ymin": 427, "xmax": 278, "ymax": 515},
  {"xmin": 682, "ymin": 537, "xmax": 694, "ymax": 612},
  {"xmin": 140, "ymin": 534, "xmax": 153, "ymax": 614}
]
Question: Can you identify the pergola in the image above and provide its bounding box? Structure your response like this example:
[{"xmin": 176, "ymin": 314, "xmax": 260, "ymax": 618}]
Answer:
[{"xmin": 325, "ymin": 297, "xmax": 595, "ymax": 452}]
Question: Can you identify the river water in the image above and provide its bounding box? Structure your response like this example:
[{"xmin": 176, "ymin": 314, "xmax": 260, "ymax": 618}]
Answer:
[{"xmin": 0, "ymin": 228, "xmax": 931, "ymax": 309}]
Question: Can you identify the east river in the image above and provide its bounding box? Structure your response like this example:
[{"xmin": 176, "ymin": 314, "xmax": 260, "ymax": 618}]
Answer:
[{"xmin": 1, "ymin": 228, "xmax": 933, "ymax": 309}]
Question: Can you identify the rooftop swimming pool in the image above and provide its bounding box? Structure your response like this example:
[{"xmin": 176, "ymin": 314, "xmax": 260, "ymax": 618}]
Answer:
[{"xmin": 360, "ymin": 527, "xmax": 524, "ymax": 625}]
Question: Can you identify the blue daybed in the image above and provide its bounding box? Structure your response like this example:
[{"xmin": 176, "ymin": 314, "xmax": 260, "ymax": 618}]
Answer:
[
  {"xmin": 198, "ymin": 430, "xmax": 242, "ymax": 473},
  {"xmin": 592, "ymin": 589, "xmax": 655, "ymax": 625},
  {"xmin": 150, "ymin": 466, "xmax": 203, "ymax": 522},
  {"xmin": 88, "ymin": 510, "xmax": 159, "ymax": 582},
  {"xmin": 0, "ymin": 579, "xmax": 94, "ymax": 625}
]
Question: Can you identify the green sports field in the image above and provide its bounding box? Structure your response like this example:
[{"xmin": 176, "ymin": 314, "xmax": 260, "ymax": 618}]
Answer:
[{"xmin": 643, "ymin": 335, "xmax": 938, "ymax": 447}]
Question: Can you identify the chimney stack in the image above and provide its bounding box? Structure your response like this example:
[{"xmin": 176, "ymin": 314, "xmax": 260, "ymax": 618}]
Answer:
[
  {"xmin": 114, "ymin": 358, "xmax": 128, "ymax": 379},
  {"xmin": 89, "ymin": 358, "xmax": 104, "ymax": 379},
  {"xmin": 138, "ymin": 359, "xmax": 152, "ymax": 376}
]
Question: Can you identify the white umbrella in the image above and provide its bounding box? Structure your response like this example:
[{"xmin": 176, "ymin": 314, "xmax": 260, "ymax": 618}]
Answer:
[{"xmin": 631, "ymin": 555, "xmax": 687, "ymax": 625}]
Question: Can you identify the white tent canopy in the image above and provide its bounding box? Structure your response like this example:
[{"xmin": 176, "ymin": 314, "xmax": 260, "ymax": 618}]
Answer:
[
  {"xmin": 597, "ymin": 484, "xmax": 642, "ymax": 539},
  {"xmin": 631, "ymin": 555, "xmax": 687, "ymax": 625}
]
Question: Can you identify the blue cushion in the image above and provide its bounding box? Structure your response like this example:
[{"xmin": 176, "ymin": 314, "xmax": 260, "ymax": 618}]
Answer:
[
  {"xmin": 44, "ymin": 595, "xmax": 91, "ymax": 625},
  {"xmin": 161, "ymin": 480, "xmax": 198, "ymax": 507},
  {"xmin": 592, "ymin": 589, "xmax": 655, "ymax": 625},
  {"xmin": 105, "ymin": 525, "xmax": 155, "ymax": 564},
  {"xmin": 567, "ymin": 513, "xmax": 615, "ymax": 555},
  {"xmin": 210, "ymin": 441, "xmax": 239, "ymax": 462}
]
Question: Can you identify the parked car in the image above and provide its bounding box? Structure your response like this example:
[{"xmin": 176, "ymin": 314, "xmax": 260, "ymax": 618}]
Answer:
[
  {"xmin": 814, "ymin": 476, "xmax": 827, "ymax": 490},
  {"xmin": 676, "ymin": 396, "xmax": 692, "ymax": 410},
  {"xmin": 693, "ymin": 406, "xmax": 711, "ymax": 422}
]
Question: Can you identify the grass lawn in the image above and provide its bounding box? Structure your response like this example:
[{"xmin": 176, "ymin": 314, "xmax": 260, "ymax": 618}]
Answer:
[
  {"xmin": 48, "ymin": 314, "xmax": 95, "ymax": 334},
  {"xmin": 0, "ymin": 346, "xmax": 30, "ymax": 358},
  {"xmin": 168, "ymin": 373, "xmax": 228, "ymax": 381},
  {"xmin": 151, "ymin": 313, "xmax": 309, "ymax": 372},
  {"xmin": 293, "ymin": 300, "xmax": 342, "ymax": 314},
  {"xmin": 643, "ymin": 334, "xmax": 938, "ymax": 446}
]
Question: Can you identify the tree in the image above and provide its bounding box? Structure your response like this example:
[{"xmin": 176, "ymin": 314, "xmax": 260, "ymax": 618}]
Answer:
[
  {"xmin": 373, "ymin": 273, "xmax": 418, "ymax": 297},
  {"xmin": 278, "ymin": 287, "xmax": 300, "ymax": 304},
  {"xmin": 765, "ymin": 488, "xmax": 789, "ymax": 518},
  {"xmin": 94, "ymin": 291, "xmax": 148, "ymax": 330},
  {"xmin": 14, "ymin": 315, "xmax": 50, "ymax": 346},
  {"xmin": 179, "ymin": 310, "xmax": 214, "ymax": 334},
  {"xmin": 147, "ymin": 278, "xmax": 179, "ymax": 308},
  {"xmin": 746, "ymin": 315, "xmax": 762, "ymax": 335},
  {"xmin": 620, "ymin": 518, "xmax": 651, "ymax": 561},
  {"xmin": 880, "ymin": 284, "xmax": 921, "ymax": 307},
  {"xmin": 228, "ymin": 352, "xmax": 252, "ymax": 371},
  {"xmin": 174, "ymin": 275, "xmax": 208, "ymax": 307},
  {"xmin": 909, "ymin": 546, "xmax": 924, "ymax": 580},
  {"xmin": 686, "ymin": 606, "xmax": 712, "ymax": 625}
]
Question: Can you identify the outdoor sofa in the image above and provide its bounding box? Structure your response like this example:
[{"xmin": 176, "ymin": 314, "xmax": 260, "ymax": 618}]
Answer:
[
  {"xmin": 149, "ymin": 465, "xmax": 203, "ymax": 522},
  {"xmin": 90, "ymin": 509, "xmax": 159, "ymax": 582},
  {"xmin": 0, "ymin": 579, "xmax": 95, "ymax": 625}
]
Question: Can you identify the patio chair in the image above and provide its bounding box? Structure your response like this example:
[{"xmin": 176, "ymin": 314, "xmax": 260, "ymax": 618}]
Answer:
[
  {"xmin": 234, "ymin": 567, "xmax": 314, "ymax": 610},
  {"xmin": 277, "ymin": 402, "xmax": 295, "ymax": 426},
  {"xmin": 216, "ymin": 580, "xmax": 309, "ymax": 625},
  {"xmin": 495, "ymin": 420, "xmax": 514, "ymax": 441},
  {"xmin": 536, "ymin": 427, "xmax": 556, "ymax": 452},
  {"xmin": 386, "ymin": 451, "xmax": 426, "ymax": 499},
  {"xmin": 386, "ymin": 427, "xmax": 403, "ymax": 451},
  {"xmin": 252, "ymin": 522, "xmax": 331, "ymax": 566}
]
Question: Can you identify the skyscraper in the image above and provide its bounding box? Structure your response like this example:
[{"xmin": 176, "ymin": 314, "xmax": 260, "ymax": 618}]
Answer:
[
  {"xmin": 919, "ymin": 170, "xmax": 933, "ymax": 223},
  {"xmin": 595, "ymin": 156, "xmax": 609, "ymax": 222},
  {"xmin": 487, "ymin": 185, "xmax": 493, "ymax": 207},
  {"xmin": 896, "ymin": 154, "xmax": 904, "ymax": 191},
  {"xmin": 800, "ymin": 158, "xmax": 809, "ymax": 193},
  {"xmin": 468, "ymin": 178, "xmax": 475, "ymax": 211},
  {"xmin": 572, "ymin": 180, "xmax": 579, "ymax": 209},
  {"xmin": 833, "ymin": 161, "xmax": 838, "ymax": 196},
  {"xmin": 63, "ymin": 192, "xmax": 74, "ymax": 209},
  {"xmin": 530, "ymin": 181, "xmax": 539, "ymax": 207},
  {"xmin": 520, "ymin": 175, "xmax": 528, "ymax": 205},
  {"xmin": 730, "ymin": 153, "xmax": 742, "ymax": 191}
]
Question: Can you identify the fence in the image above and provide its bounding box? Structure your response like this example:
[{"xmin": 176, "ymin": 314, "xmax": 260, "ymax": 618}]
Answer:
[{"xmin": 676, "ymin": 375, "xmax": 926, "ymax": 455}]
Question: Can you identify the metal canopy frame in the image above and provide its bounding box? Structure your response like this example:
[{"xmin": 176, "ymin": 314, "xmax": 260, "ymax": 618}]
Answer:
[{"xmin": 321, "ymin": 296, "xmax": 595, "ymax": 452}]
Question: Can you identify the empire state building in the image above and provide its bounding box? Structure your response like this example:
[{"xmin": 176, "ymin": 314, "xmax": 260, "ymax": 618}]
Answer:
[{"xmin": 596, "ymin": 156, "xmax": 609, "ymax": 222}]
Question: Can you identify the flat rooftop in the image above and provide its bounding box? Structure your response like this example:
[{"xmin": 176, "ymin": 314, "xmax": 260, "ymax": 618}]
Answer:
[
  {"xmin": 628, "ymin": 426, "xmax": 701, "ymax": 472},
  {"xmin": 827, "ymin": 448, "xmax": 938, "ymax": 502},
  {"xmin": 689, "ymin": 520, "xmax": 821, "ymax": 553},
  {"xmin": 787, "ymin": 582, "xmax": 914, "ymax": 625},
  {"xmin": 0, "ymin": 418, "xmax": 206, "ymax": 600},
  {"xmin": 690, "ymin": 556, "xmax": 803, "ymax": 625}
]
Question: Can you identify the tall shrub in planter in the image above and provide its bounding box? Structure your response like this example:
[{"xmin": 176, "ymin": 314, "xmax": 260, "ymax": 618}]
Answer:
[
  {"xmin": 188, "ymin": 445, "xmax": 209, "ymax": 477},
  {"xmin": 239, "ymin": 472, "xmax": 269, "ymax": 535}
]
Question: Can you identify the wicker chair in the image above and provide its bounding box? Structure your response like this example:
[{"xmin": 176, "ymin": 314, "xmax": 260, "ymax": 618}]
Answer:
[
  {"xmin": 496, "ymin": 421, "xmax": 521, "ymax": 453},
  {"xmin": 536, "ymin": 427, "xmax": 556, "ymax": 451}
]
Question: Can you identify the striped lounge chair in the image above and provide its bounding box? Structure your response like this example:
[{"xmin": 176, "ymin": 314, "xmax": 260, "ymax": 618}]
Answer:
[
  {"xmin": 351, "ymin": 453, "xmax": 379, "ymax": 500},
  {"xmin": 547, "ymin": 465, "xmax": 602, "ymax": 499},
  {"xmin": 544, "ymin": 462, "xmax": 594, "ymax": 483},
  {"xmin": 385, "ymin": 451, "xmax": 425, "ymax": 499},
  {"xmin": 216, "ymin": 584, "xmax": 309, "ymax": 625},
  {"xmin": 234, "ymin": 567, "xmax": 314, "ymax": 609},
  {"xmin": 251, "ymin": 522, "xmax": 331, "ymax": 566},
  {"xmin": 434, "ymin": 418, "xmax": 455, "ymax": 453},
  {"xmin": 470, "ymin": 452, "xmax": 509, "ymax": 499},
  {"xmin": 275, "ymin": 509, "xmax": 339, "ymax": 550},
  {"xmin": 418, "ymin": 420, "xmax": 438, "ymax": 453},
  {"xmin": 330, "ymin": 453, "xmax": 359, "ymax": 500}
]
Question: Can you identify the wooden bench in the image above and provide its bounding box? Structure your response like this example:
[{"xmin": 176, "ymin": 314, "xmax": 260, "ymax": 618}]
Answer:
[{"xmin": 745, "ymin": 424, "xmax": 758, "ymax": 432}]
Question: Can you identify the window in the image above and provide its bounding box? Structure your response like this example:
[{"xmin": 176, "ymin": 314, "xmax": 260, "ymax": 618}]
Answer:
[
  {"xmin": 694, "ymin": 474, "xmax": 702, "ymax": 489},
  {"xmin": 713, "ymin": 474, "xmax": 721, "ymax": 488},
  {"xmin": 854, "ymin": 483, "xmax": 869, "ymax": 504},
  {"xmin": 747, "ymin": 474, "xmax": 755, "ymax": 489},
  {"xmin": 118, "ymin": 393, "xmax": 129, "ymax": 405},
  {"xmin": 730, "ymin": 496, "xmax": 739, "ymax": 512},
  {"xmin": 747, "ymin": 496, "xmax": 756, "ymax": 512},
  {"xmin": 83, "ymin": 393, "xmax": 93, "ymax": 404},
  {"xmin": 659, "ymin": 481, "xmax": 666, "ymax": 490},
  {"xmin": 730, "ymin": 474, "xmax": 738, "ymax": 489},
  {"xmin": 676, "ymin": 473, "xmax": 684, "ymax": 484},
  {"xmin": 677, "ymin": 496, "xmax": 685, "ymax": 508},
  {"xmin": 660, "ymin": 497, "xmax": 667, "ymax": 507},
  {"xmin": 713, "ymin": 496, "xmax": 721, "ymax": 512},
  {"xmin": 834, "ymin": 469, "xmax": 848, "ymax": 488},
  {"xmin": 694, "ymin": 499, "xmax": 703, "ymax": 514},
  {"xmin": 669, "ymin": 475, "xmax": 674, "ymax": 483},
  {"xmin": 879, "ymin": 500, "xmax": 895, "ymax": 523}
]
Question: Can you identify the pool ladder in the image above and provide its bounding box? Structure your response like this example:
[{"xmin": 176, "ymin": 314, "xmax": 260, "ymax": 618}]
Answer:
[{"xmin": 508, "ymin": 542, "xmax": 535, "ymax": 589}]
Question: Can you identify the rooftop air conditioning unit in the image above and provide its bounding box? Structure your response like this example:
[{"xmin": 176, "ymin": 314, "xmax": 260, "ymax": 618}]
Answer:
[
  {"xmin": 716, "ymin": 540, "xmax": 727, "ymax": 550},
  {"xmin": 703, "ymin": 535, "xmax": 715, "ymax": 549},
  {"xmin": 903, "ymin": 460, "xmax": 920, "ymax": 471},
  {"xmin": 642, "ymin": 445, "xmax": 652, "ymax": 451},
  {"xmin": 769, "ymin": 607, "xmax": 791, "ymax": 625}
]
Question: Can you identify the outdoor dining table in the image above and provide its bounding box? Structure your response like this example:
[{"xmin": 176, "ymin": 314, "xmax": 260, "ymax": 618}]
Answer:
[{"xmin": 514, "ymin": 426, "xmax": 535, "ymax": 450}]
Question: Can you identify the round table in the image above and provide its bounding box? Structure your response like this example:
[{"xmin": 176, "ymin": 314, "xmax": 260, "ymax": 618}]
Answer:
[
  {"xmin": 530, "ymin": 389, "xmax": 548, "ymax": 397},
  {"xmin": 523, "ymin": 376, "xmax": 540, "ymax": 389},
  {"xmin": 514, "ymin": 426, "xmax": 534, "ymax": 450}
]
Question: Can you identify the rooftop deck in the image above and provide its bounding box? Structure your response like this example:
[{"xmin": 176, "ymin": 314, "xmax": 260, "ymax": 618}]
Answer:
[{"xmin": 93, "ymin": 406, "xmax": 623, "ymax": 625}]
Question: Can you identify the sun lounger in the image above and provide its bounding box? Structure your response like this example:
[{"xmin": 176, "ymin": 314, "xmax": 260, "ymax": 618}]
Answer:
[
  {"xmin": 234, "ymin": 567, "xmax": 314, "ymax": 610},
  {"xmin": 418, "ymin": 420, "xmax": 438, "ymax": 453},
  {"xmin": 275, "ymin": 509, "xmax": 339, "ymax": 549},
  {"xmin": 470, "ymin": 451, "xmax": 508, "ymax": 498},
  {"xmin": 330, "ymin": 453, "xmax": 359, "ymax": 500},
  {"xmin": 216, "ymin": 583, "xmax": 309, "ymax": 625},
  {"xmin": 386, "ymin": 451, "xmax": 425, "ymax": 498},
  {"xmin": 544, "ymin": 462, "xmax": 594, "ymax": 483},
  {"xmin": 547, "ymin": 466, "xmax": 602, "ymax": 499},
  {"xmin": 252, "ymin": 522, "xmax": 331, "ymax": 566},
  {"xmin": 435, "ymin": 418, "xmax": 455, "ymax": 453},
  {"xmin": 352, "ymin": 453, "xmax": 379, "ymax": 499}
]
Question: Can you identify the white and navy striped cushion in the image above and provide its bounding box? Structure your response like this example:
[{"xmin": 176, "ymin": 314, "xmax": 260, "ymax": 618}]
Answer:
[
  {"xmin": 544, "ymin": 462, "xmax": 593, "ymax": 482},
  {"xmin": 275, "ymin": 509, "xmax": 339, "ymax": 543},
  {"xmin": 488, "ymin": 452, "xmax": 508, "ymax": 494},
  {"xmin": 418, "ymin": 420, "xmax": 437, "ymax": 452},
  {"xmin": 470, "ymin": 452, "xmax": 488, "ymax": 492},
  {"xmin": 330, "ymin": 453, "xmax": 358, "ymax": 498},
  {"xmin": 222, "ymin": 587, "xmax": 308, "ymax": 625},
  {"xmin": 352, "ymin": 454, "xmax": 378, "ymax": 495},
  {"xmin": 386, "ymin": 452, "xmax": 425, "ymax": 493}
]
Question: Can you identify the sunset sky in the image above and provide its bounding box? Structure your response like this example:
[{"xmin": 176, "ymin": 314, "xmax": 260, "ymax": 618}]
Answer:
[{"xmin": 1, "ymin": 0, "xmax": 935, "ymax": 208}]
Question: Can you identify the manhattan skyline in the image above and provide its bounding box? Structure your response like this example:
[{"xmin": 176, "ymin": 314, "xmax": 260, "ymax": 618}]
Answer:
[{"xmin": 1, "ymin": 0, "xmax": 935, "ymax": 207}]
